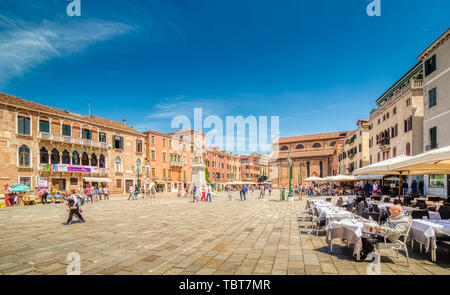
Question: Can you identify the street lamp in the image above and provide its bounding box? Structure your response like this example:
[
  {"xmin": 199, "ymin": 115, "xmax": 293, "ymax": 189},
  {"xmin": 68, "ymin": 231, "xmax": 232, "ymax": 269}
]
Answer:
[{"xmin": 288, "ymin": 151, "xmax": 293, "ymax": 199}]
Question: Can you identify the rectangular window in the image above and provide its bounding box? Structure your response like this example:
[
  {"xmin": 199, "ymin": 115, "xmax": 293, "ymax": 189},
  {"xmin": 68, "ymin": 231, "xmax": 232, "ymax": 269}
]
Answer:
[
  {"xmin": 163, "ymin": 138, "xmax": 166, "ymax": 147},
  {"xmin": 136, "ymin": 140, "xmax": 143, "ymax": 153},
  {"xmin": 39, "ymin": 120, "xmax": 50, "ymax": 133},
  {"xmin": 99, "ymin": 132, "xmax": 107, "ymax": 142},
  {"xmin": 359, "ymin": 144, "xmax": 362, "ymax": 153},
  {"xmin": 151, "ymin": 150, "xmax": 156, "ymax": 161},
  {"xmin": 18, "ymin": 116, "xmax": 31, "ymax": 135},
  {"xmin": 430, "ymin": 127, "xmax": 437, "ymax": 149},
  {"xmin": 113, "ymin": 136, "xmax": 124, "ymax": 149},
  {"xmin": 162, "ymin": 152, "xmax": 166, "ymax": 162},
  {"xmin": 424, "ymin": 55, "xmax": 436, "ymax": 77},
  {"xmin": 151, "ymin": 168, "xmax": 156, "ymax": 178},
  {"xmin": 62, "ymin": 124, "xmax": 71, "ymax": 136},
  {"xmin": 70, "ymin": 178, "xmax": 78, "ymax": 185},
  {"xmin": 169, "ymin": 140, "xmax": 172, "ymax": 148},
  {"xmin": 429, "ymin": 88, "xmax": 437, "ymax": 108},
  {"xmin": 116, "ymin": 179, "xmax": 122, "ymax": 188},
  {"xmin": 429, "ymin": 174, "xmax": 444, "ymax": 188},
  {"xmin": 19, "ymin": 177, "xmax": 32, "ymax": 188},
  {"xmin": 151, "ymin": 136, "xmax": 155, "ymax": 144},
  {"xmin": 82, "ymin": 128, "xmax": 92, "ymax": 140}
]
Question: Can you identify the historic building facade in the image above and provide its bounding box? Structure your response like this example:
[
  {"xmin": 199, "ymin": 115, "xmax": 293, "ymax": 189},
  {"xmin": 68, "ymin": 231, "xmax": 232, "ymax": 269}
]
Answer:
[
  {"xmin": 418, "ymin": 28, "xmax": 450, "ymax": 198},
  {"xmin": 368, "ymin": 63, "xmax": 424, "ymax": 164},
  {"xmin": 240, "ymin": 153, "xmax": 270, "ymax": 183},
  {"xmin": 338, "ymin": 119, "xmax": 370, "ymax": 175},
  {"xmin": 144, "ymin": 130, "xmax": 194, "ymax": 192},
  {"xmin": 270, "ymin": 131, "xmax": 349, "ymax": 188},
  {"xmin": 0, "ymin": 93, "xmax": 146, "ymax": 195},
  {"xmin": 205, "ymin": 147, "xmax": 241, "ymax": 184}
]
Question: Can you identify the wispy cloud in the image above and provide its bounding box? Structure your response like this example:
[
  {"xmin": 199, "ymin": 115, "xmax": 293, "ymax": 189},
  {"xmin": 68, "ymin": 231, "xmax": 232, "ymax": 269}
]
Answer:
[{"xmin": 0, "ymin": 18, "xmax": 135, "ymax": 85}]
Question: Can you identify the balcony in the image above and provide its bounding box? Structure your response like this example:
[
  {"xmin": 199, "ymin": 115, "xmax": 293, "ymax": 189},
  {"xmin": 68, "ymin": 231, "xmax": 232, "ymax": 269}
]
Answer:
[
  {"xmin": 38, "ymin": 132, "xmax": 108, "ymax": 149},
  {"xmin": 378, "ymin": 138, "xmax": 391, "ymax": 151},
  {"xmin": 170, "ymin": 161, "xmax": 184, "ymax": 168},
  {"xmin": 370, "ymin": 79, "xmax": 423, "ymax": 119},
  {"xmin": 39, "ymin": 163, "xmax": 109, "ymax": 174}
]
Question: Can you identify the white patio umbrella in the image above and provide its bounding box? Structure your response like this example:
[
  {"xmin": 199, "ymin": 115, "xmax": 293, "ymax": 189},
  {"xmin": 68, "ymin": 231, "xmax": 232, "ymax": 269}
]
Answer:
[
  {"xmin": 389, "ymin": 145, "xmax": 450, "ymax": 175},
  {"xmin": 355, "ymin": 174, "xmax": 385, "ymax": 180},
  {"xmin": 304, "ymin": 176, "xmax": 323, "ymax": 182},
  {"xmin": 353, "ymin": 155, "xmax": 412, "ymax": 175}
]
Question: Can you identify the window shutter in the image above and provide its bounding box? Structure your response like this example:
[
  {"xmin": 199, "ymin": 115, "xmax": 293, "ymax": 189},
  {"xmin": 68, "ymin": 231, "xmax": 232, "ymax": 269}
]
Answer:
[{"xmin": 120, "ymin": 137, "xmax": 124, "ymax": 149}]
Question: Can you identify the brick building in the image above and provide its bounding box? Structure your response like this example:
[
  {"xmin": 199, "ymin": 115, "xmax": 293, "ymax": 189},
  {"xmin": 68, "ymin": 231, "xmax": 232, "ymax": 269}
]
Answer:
[
  {"xmin": 144, "ymin": 130, "xmax": 195, "ymax": 192},
  {"xmin": 270, "ymin": 131, "xmax": 349, "ymax": 188},
  {"xmin": 0, "ymin": 93, "xmax": 146, "ymax": 195},
  {"xmin": 240, "ymin": 153, "xmax": 270, "ymax": 183},
  {"xmin": 205, "ymin": 147, "xmax": 241, "ymax": 184}
]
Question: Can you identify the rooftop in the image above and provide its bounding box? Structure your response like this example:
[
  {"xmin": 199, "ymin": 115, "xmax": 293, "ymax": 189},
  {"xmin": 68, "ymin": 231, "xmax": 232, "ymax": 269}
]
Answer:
[
  {"xmin": 0, "ymin": 92, "xmax": 143, "ymax": 135},
  {"xmin": 277, "ymin": 131, "xmax": 349, "ymax": 144}
]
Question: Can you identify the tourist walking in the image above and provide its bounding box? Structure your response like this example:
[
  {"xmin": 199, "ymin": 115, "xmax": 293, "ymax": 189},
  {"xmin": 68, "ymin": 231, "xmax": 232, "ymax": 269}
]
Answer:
[
  {"xmin": 98, "ymin": 186, "xmax": 103, "ymax": 200},
  {"xmin": 259, "ymin": 186, "xmax": 265, "ymax": 199},
  {"xmin": 104, "ymin": 186, "xmax": 109, "ymax": 200},
  {"xmin": 128, "ymin": 185, "xmax": 135, "ymax": 200},
  {"xmin": 86, "ymin": 186, "xmax": 93, "ymax": 203},
  {"xmin": 227, "ymin": 187, "xmax": 232, "ymax": 201},
  {"xmin": 201, "ymin": 185, "xmax": 206, "ymax": 201},
  {"xmin": 63, "ymin": 190, "xmax": 85, "ymax": 225},
  {"xmin": 206, "ymin": 184, "xmax": 212, "ymax": 202},
  {"xmin": 152, "ymin": 186, "xmax": 156, "ymax": 198},
  {"xmin": 192, "ymin": 185, "xmax": 198, "ymax": 202}
]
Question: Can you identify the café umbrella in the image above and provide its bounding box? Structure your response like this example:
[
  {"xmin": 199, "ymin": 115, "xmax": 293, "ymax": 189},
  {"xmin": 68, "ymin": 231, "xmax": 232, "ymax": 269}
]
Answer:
[{"xmin": 10, "ymin": 184, "xmax": 30, "ymax": 192}]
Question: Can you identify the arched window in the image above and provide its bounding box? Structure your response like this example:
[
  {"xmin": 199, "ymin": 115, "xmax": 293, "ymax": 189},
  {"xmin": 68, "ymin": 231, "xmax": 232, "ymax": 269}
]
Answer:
[
  {"xmin": 99, "ymin": 155, "xmax": 105, "ymax": 168},
  {"xmin": 280, "ymin": 146, "xmax": 288, "ymax": 151},
  {"xmin": 330, "ymin": 141, "xmax": 337, "ymax": 147},
  {"xmin": 81, "ymin": 152, "xmax": 89, "ymax": 166},
  {"xmin": 51, "ymin": 149, "xmax": 60, "ymax": 164},
  {"xmin": 296, "ymin": 144, "xmax": 304, "ymax": 149},
  {"xmin": 115, "ymin": 157, "xmax": 122, "ymax": 173},
  {"xmin": 393, "ymin": 147, "xmax": 397, "ymax": 158},
  {"xmin": 72, "ymin": 151, "xmax": 80, "ymax": 165},
  {"xmin": 91, "ymin": 154, "xmax": 98, "ymax": 167},
  {"xmin": 312, "ymin": 143, "xmax": 321, "ymax": 148},
  {"xmin": 406, "ymin": 143, "xmax": 411, "ymax": 156},
  {"xmin": 377, "ymin": 153, "xmax": 380, "ymax": 162},
  {"xmin": 40, "ymin": 147, "xmax": 48, "ymax": 164},
  {"xmin": 18, "ymin": 145, "xmax": 31, "ymax": 167},
  {"xmin": 62, "ymin": 150, "xmax": 70, "ymax": 164}
]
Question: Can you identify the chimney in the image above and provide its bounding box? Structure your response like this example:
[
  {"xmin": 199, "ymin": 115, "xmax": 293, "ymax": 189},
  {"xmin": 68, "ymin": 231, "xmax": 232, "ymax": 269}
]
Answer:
[{"xmin": 123, "ymin": 120, "xmax": 126, "ymax": 125}]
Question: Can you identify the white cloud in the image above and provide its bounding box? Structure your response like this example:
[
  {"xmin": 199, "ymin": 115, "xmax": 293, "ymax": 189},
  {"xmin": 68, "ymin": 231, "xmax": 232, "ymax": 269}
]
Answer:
[{"xmin": 0, "ymin": 19, "xmax": 135, "ymax": 85}]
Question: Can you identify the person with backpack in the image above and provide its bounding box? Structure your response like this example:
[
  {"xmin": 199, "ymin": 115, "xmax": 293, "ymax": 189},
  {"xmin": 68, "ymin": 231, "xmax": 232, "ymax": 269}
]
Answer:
[{"xmin": 63, "ymin": 189, "xmax": 85, "ymax": 225}]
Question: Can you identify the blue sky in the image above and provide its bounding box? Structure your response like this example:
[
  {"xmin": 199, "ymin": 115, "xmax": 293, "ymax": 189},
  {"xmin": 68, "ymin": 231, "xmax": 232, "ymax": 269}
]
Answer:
[{"xmin": 0, "ymin": 0, "xmax": 449, "ymax": 154}]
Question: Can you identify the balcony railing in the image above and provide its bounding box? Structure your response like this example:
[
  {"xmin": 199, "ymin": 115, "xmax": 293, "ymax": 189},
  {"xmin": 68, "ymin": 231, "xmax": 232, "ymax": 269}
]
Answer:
[
  {"xmin": 38, "ymin": 132, "xmax": 108, "ymax": 149},
  {"xmin": 39, "ymin": 163, "xmax": 109, "ymax": 174},
  {"xmin": 370, "ymin": 79, "xmax": 423, "ymax": 119},
  {"xmin": 170, "ymin": 161, "xmax": 184, "ymax": 167}
]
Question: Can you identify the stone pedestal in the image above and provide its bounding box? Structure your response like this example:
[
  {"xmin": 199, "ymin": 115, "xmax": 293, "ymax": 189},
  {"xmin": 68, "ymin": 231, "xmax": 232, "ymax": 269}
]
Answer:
[{"xmin": 191, "ymin": 163, "xmax": 206, "ymax": 187}]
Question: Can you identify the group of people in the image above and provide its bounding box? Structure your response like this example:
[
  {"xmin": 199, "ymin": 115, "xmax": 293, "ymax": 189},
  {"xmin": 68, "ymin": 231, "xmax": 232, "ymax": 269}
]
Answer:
[
  {"xmin": 128, "ymin": 185, "xmax": 157, "ymax": 200},
  {"xmin": 191, "ymin": 184, "xmax": 213, "ymax": 202}
]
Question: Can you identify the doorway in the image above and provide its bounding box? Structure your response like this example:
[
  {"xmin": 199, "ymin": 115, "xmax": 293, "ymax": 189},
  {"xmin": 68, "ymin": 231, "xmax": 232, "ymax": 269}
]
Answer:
[{"xmin": 51, "ymin": 179, "xmax": 66, "ymax": 191}]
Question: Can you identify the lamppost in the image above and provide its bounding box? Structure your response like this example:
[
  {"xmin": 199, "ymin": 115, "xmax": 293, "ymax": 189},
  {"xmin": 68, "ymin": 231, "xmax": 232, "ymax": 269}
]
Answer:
[
  {"xmin": 299, "ymin": 160, "xmax": 304, "ymax": 200},
  {"xmin": 288, "ymin": 151, "xmax": 293, "ymax": 199}
]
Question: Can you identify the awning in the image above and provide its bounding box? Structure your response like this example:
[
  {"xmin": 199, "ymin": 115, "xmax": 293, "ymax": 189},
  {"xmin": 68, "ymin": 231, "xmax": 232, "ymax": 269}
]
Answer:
[
  {"xmin": 353, "ymin": 156, "xmax": 412, "ymax": 175},
  {"xmin": 355, "ymin": 174, "xmax": 385, "ymax": 180},
  {"xmin": 389, "ymin": 145, "xmax": 450, "ymax": 175},
  {"xmin": 327, "ymin": 175, "xmax": 356, "ymax": 182},
  {"xmin": 83, "ymin": 177, "xmax": 112, "ymax": 183},
  {"xmin": 304, "ymin": 176, "xmax": 324, "ymax": 182}
]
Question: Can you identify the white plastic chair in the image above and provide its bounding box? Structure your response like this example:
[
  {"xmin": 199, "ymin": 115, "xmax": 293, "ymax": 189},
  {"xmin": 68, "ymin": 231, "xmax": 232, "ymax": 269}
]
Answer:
[{"xmin": 375, "ymin": 221, "xmax": 412, "ymax": 267}]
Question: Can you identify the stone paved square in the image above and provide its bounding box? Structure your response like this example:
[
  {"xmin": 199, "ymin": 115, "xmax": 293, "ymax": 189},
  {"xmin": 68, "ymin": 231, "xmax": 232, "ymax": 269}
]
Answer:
[{"xmin": 0, "ymin": 191, "xmax": 449, "ymax": 275}]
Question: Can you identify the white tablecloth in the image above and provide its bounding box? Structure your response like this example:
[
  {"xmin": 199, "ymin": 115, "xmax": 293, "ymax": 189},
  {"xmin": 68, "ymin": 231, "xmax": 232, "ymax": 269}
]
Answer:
[{"xmin": 408, "ymin": 219, "xmax": 450, "ymax": 252}]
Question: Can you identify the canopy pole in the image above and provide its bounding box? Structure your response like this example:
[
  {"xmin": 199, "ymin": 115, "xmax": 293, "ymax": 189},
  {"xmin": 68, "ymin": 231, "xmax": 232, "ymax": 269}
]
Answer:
[{"xmin": 398, "ymin": 171, "xmax": 402, "ymax": 198}]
